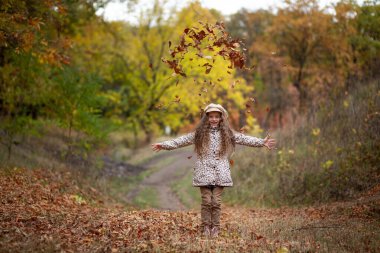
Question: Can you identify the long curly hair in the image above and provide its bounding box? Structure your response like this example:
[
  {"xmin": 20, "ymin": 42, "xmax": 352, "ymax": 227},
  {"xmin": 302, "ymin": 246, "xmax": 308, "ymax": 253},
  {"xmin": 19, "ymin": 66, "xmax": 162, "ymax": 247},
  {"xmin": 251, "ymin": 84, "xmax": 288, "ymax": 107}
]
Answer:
[{"xmin": 194, "ymin": 112, "xmax": 235, "ymax": 157}]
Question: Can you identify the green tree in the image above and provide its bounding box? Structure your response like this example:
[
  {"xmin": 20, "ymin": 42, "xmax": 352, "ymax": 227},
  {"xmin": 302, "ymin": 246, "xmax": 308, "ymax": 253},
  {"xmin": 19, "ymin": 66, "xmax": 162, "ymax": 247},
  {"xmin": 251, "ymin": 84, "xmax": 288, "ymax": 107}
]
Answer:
[
  {"xmin": 0, "ymin": 0, "xmax": 107, "ymax": 158},
  {"xmin": 49, "ymin": 66, "xmax": 107, "ymax": 155}
]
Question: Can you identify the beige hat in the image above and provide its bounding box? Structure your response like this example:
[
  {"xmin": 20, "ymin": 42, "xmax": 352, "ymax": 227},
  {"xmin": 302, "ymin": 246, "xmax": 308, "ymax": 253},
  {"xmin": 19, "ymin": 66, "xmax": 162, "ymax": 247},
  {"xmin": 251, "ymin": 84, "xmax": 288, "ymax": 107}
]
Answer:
[{"xmin": 204, "ymin": 103, "xmax": 228, "ymax": 118}]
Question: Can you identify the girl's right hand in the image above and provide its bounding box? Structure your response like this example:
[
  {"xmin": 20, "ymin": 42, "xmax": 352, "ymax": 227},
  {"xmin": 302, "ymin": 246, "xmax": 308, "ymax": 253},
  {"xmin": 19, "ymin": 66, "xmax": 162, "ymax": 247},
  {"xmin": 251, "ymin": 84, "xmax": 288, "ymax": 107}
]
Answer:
[
  {"xmin": 151, "ymin": 143, "xmax": 163, "ymax": 152},
  {"xmin": 263, "ymin": 133, "xmax": 276, "ymax": 150}
]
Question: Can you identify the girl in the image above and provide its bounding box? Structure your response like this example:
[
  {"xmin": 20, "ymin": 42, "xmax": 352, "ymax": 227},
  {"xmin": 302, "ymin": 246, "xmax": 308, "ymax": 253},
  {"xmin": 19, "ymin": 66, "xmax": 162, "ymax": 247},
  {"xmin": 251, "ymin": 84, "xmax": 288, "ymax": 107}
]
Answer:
[{"xmin": 151, "ymin": 103, "xmax": 276, "ymax": 238}]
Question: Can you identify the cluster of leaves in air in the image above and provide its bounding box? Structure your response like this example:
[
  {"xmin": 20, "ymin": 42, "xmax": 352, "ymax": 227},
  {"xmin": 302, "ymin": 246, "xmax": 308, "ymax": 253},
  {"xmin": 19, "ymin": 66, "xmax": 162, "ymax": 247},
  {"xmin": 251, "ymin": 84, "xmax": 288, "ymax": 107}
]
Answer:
[
  {"xmin": 159, "ymin": 21, "xmax": 258, "ymax": 116},
  {"xmin": 161, "ymin": 21, "xmax": 254, "ymax": 78}
]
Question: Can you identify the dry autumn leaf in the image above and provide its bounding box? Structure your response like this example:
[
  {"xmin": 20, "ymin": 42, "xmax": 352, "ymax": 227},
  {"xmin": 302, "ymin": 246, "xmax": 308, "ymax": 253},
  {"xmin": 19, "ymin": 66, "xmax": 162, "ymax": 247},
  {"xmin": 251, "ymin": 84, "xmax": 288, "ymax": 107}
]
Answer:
[{"xmin": 174, "ymin": 95, "xmax": 180, "ymax": 103}]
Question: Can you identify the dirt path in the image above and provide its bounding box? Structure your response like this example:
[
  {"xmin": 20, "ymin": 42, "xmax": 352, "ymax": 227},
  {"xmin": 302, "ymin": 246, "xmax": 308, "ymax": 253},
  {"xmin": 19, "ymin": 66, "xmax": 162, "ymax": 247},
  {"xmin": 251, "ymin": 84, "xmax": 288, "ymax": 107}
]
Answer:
[{"xmin": 126, "ymin": 148, "xmax": 195, "ymax": 210}]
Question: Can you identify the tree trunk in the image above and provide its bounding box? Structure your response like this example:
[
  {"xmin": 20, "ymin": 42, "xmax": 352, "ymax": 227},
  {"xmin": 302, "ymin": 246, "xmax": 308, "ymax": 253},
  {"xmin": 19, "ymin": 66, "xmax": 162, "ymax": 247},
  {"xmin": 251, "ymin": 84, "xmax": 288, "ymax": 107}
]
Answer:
[
  {"xmin": 293, "ymin": 61, "xmax": 309, "ymax": 114},
  {"xmin": 144, "ymin": 130, "xmax": 153, "ymax": 145},
  {"xmin": 264, "ymin": 109, "xmax": 274, "ymax": 130},
  {"xmin": 133, "ymin": 123, "xmax": 138, "ymax": 149},
  {"xmin": 294, "ymin": 80, "xmax": 308, "ymax": 114},
  {"xmin": 140, "ymin": 121, "xmax": 153, "ymax": 145}
]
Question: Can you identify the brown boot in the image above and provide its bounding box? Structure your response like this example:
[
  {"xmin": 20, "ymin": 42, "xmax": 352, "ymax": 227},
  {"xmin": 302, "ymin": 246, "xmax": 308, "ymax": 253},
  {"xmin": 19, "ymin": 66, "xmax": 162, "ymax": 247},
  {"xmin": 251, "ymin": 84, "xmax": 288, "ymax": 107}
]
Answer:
[
  {"xmin": 203, "ymin": 226, "xmax": 211, "ymax": 237},
  {"xmin": 210, "ymin": 226, "xmax": 219, "ymax": 238}
]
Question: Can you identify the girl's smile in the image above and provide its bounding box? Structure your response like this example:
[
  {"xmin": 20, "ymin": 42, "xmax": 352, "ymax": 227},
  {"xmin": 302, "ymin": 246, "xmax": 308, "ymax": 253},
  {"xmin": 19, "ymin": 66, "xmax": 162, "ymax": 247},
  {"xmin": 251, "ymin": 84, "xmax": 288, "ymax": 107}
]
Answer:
[{"xmin": 208, "ymin": 111, "xmax": 222, "ymax": 128}]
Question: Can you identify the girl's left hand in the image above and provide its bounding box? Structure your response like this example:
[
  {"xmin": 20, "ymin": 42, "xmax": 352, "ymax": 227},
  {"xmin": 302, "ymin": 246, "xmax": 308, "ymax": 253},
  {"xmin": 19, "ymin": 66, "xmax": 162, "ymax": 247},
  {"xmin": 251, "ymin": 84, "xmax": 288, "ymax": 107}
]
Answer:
[{"xmin": 263, "ymin": 134, "xmax": 276, "ymax": 150}]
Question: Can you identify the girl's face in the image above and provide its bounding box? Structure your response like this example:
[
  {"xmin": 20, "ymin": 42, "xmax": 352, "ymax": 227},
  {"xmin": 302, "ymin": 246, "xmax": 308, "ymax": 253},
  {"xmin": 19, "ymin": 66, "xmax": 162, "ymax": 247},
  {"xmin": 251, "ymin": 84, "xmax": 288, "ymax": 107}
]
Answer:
[{"xmin": 207, "ymin": 111, "xmax": 222, "ymax": 127}]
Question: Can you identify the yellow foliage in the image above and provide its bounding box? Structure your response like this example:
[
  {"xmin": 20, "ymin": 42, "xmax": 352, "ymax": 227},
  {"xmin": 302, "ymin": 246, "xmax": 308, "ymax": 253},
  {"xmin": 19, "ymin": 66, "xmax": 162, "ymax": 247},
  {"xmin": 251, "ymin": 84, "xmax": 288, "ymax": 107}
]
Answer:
[
  {"xmin": 343, "ymin": 99, "xmax": 349, "ymax": 108},
  {"xmin": 276, "ymin": 246, "xmax": 290, "ymax": 253},
  {"xmin": 312, "ymin": 128, "xmax": 320, "ymax": 136},
  {"xmin": 322, "ymin": 160, "xmax": 334, "ymax": 169},
  {"xmin": 70, "ymin": 194, "xmax": 87, "ymax": 205}
]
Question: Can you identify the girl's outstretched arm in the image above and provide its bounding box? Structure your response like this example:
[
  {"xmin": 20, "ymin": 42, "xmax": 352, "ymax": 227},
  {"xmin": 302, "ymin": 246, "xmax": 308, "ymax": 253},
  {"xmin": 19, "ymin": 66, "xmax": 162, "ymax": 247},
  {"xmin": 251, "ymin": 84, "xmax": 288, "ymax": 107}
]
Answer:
[
  {"xmin": 151, "ymin": 132, "xmax": 195, "ymax": 152},
  {"xmin": 233, "ymin": 131, "xmax": 276, "ymax": 150}
]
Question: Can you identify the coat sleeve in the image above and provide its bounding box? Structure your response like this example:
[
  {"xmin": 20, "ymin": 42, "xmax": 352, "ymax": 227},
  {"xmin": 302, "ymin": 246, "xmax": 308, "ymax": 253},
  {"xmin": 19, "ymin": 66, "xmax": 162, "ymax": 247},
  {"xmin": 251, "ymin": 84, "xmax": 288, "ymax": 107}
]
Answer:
[
  {"xmin": 233, "ymin": 131, "xmax": 265, "ymax": 147},
  {"xmin": 159, "ymin": 132, "xmax": 195, "ymax": 150}
]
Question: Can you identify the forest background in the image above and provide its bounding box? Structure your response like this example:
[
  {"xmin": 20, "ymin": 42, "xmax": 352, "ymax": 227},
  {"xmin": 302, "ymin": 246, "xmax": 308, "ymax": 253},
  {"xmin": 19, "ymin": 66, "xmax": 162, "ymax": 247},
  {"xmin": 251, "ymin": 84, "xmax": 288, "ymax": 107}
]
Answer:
[
  {"xmin": 1, "ymin": 0, "xmax": 380, "ymax": 251},
  {"xmin": 0, "ymin": 0, "xmax": 379, "ymax": 222}
]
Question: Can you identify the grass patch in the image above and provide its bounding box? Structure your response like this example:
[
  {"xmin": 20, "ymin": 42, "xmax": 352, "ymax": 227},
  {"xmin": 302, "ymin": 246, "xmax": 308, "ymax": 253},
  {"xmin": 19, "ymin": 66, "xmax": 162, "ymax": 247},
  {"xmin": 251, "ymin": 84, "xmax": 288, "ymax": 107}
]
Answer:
[
  {"xmin": 132, "ymin": 186, "xmax": 159, "ymax": 208},
  {"xmin": 225, "ymin": 81, "xmax": 380, "ymax": 207},
  {"xmin": 99, "ymin": 165, "xmax": 161, "ymax": 207}
]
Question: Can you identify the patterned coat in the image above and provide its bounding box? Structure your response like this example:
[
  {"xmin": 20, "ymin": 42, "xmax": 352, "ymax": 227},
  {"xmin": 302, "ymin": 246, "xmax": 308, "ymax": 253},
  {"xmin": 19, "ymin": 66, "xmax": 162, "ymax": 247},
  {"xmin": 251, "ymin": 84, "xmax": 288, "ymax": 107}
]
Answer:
[{"xmin": 159, "ymin": 128, "xmax": 265, "ymax": 187}]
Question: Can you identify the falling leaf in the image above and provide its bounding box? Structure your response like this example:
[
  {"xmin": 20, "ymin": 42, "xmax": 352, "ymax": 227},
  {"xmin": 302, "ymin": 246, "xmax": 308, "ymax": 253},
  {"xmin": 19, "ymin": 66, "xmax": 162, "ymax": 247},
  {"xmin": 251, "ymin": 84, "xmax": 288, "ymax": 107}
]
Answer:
[
  {"xmin": 155, "ymin": 103, "xmax": 164, "ymax": 109},
  {"xmin": 231, "ymin": 80, "xmax": 239, "ymax": 88},
  {"xmin": 174, "ymin": 95, "xmax": 180, "ymax": 103},
  {"xmin": 246, "ymin": 65, "xmax": 256, "ymax": 70},
  {"xmin": 187, "ymin": 156, "xmax": 192, "ymax": 159},
  {"xmin": 40, "ymin": 39, "xmax": 48, "ymax": 46},
  {"xmin": 229, "ymin": 159, "xmax": 234, "ymax": 166}
]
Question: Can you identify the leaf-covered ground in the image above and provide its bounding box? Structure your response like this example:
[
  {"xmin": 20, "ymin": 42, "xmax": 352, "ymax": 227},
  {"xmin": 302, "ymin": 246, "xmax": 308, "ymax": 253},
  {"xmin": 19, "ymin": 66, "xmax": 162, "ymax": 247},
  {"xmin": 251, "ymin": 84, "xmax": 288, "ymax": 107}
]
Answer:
[{"xmin": 1, "ymin": 168, "xmax": 379, "ymax": 252}]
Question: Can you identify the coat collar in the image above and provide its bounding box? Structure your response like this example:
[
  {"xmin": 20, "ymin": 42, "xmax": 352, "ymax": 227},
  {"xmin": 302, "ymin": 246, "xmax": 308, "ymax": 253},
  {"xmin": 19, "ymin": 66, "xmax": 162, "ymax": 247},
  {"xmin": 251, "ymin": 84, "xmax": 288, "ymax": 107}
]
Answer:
[{"xmin": 209, "ymin": 126, "xmax": 220, "ymax": 133}]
